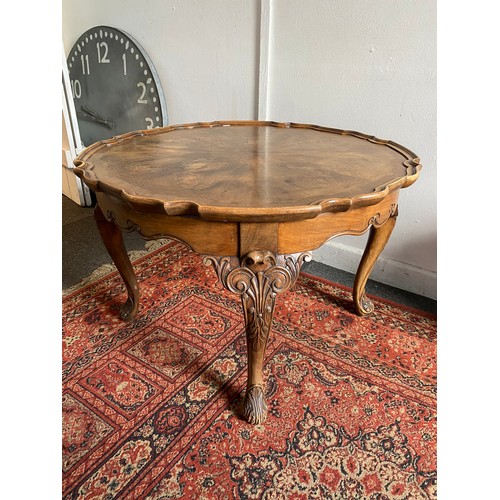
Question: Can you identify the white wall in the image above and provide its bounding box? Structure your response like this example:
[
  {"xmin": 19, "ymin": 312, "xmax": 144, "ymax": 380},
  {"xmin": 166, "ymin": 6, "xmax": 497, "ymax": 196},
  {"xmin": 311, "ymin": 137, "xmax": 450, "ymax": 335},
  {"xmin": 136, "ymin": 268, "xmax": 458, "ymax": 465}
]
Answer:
[
  {"xmin": 62, "ymin": 0, "xmax": 260, "ymax": 123},
  {"xmin": 62, "ymin": 0, "xmax": 436, "ymax": 299},
  {"xmin": 266, "ymin": 0, "xmax": 437, "ymax": 299}
]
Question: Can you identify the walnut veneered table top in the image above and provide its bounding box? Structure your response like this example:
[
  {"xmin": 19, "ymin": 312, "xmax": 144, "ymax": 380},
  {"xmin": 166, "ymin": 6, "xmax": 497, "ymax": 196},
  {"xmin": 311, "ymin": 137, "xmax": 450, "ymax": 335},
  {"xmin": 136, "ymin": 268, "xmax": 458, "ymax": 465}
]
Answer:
[{"xmin": 74, "ymin": 120, "xmax": 421, "ymax": 223}]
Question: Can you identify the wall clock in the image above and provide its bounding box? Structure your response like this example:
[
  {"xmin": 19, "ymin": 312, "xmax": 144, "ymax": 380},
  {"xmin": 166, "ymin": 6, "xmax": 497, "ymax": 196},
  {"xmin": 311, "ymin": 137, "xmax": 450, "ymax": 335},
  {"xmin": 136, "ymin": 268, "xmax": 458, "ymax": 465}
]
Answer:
[{"xmin": 66, "ymin": 26, "xmax": 168, "ymax": 148}]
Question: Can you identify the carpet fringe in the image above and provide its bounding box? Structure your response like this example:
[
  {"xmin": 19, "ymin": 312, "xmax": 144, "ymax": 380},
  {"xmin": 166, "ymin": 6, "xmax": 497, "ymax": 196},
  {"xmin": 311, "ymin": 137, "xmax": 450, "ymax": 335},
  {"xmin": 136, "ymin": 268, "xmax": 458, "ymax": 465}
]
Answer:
[{"xmin": 62, "ymin": 238, "xmax": 171, "ymax": 297}]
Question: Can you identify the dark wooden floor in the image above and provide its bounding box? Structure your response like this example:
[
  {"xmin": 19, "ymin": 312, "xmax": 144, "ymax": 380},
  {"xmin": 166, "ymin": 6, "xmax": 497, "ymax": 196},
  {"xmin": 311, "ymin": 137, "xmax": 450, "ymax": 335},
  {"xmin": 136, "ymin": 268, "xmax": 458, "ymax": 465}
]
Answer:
[{"xmin": 62, "ymin": 195, "xmax": 436, "ymax": 315}]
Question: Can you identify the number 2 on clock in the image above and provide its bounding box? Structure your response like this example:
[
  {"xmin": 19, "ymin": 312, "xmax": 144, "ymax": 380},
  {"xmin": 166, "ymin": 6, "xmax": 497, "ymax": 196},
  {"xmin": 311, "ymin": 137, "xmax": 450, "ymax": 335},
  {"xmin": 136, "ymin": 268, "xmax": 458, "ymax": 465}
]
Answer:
[{"xmin": 137, "ymin": 82, "xmax": 148, "ymax": 104}]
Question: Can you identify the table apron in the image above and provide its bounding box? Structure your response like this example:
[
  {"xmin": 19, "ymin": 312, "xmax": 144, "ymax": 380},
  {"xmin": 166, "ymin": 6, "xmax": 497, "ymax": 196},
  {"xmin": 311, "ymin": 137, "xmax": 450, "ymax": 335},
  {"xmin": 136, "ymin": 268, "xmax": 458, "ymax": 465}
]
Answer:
[
  {"xmin": 96, "ymin": 189, "xmax": 399, "ymax": 257},
  {"xmin": 96, "ymin": 193, "xmax": 239, "ymax": 255},
  {"xmin": 277, "ymin": 190, "xmax": 400, "ymax": 254}
]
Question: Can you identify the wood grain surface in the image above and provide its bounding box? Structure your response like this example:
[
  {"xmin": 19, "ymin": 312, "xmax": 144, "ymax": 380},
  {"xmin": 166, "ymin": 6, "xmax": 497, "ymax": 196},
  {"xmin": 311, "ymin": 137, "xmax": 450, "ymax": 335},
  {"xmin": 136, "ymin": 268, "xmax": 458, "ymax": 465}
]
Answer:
[{"xmin": 74, "ymin": 121, "xmax": 420, "ymax": 223}]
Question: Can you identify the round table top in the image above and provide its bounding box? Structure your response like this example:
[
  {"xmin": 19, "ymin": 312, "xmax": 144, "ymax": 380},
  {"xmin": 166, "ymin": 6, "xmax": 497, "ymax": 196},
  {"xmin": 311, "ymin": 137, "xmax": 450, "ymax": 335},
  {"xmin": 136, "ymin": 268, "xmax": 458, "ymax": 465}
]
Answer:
[{"xmin": 74, "ymin": 121, "xmax": 421, "ymax": 222}]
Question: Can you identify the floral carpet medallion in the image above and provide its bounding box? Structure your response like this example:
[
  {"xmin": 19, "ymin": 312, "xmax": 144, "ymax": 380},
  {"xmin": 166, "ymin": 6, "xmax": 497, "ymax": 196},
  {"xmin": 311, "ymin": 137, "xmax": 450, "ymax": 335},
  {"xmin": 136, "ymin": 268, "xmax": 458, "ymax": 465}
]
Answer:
[{"xmin": 62, "ymin": 241, "xmax": 436, "ymax": 499}]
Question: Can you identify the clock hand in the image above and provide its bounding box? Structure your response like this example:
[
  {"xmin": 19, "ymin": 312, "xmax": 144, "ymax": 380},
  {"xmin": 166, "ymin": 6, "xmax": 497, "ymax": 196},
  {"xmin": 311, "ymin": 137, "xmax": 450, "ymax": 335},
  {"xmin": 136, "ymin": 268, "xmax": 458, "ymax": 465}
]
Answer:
[
  {"xmin": 78, "ymin": 105, "xmax": 115, "ymax": 130},
  {"xmin": 77, "ymin": 111, "xmax": 115, "ymax": 130}
]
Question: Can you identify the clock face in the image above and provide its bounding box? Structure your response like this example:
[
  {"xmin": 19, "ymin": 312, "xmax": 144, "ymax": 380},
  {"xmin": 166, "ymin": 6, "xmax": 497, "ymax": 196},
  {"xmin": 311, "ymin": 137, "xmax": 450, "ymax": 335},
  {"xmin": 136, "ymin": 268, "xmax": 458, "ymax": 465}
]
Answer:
[{"xmin": 66, "ymin": 26, "xmax": 167, "ymax": 147}]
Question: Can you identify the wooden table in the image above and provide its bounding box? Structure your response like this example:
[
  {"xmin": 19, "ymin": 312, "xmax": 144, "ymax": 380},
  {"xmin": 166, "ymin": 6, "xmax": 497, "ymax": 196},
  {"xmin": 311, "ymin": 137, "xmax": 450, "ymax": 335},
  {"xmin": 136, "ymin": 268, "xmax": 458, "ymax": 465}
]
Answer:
[{"xmin": 74, "ymin": 120, "xmax": 421, "ymax": 424}]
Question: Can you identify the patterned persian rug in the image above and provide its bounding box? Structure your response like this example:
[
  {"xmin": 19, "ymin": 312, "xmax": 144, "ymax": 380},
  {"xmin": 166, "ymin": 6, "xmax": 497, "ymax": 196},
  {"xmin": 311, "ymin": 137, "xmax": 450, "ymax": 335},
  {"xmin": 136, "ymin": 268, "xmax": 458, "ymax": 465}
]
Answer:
[{"xmin": 62, "ymin": 240, "xmax": 437, "ymax": 499}]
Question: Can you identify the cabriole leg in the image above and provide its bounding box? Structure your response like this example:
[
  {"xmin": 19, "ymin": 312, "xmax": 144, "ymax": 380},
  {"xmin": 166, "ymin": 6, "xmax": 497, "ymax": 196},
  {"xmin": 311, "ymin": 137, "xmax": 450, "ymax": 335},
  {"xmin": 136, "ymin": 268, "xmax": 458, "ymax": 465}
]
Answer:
[
  {"xmin": 94, "ymin": 204, "xmax": 140, "ymax": 321},
  {"xmin": 353, "ymin": 213, "xmax": 397, "ymax": 316},
  {"xmin": 204, "ymin": 251, "xmax": 311, "ymax": 424}
]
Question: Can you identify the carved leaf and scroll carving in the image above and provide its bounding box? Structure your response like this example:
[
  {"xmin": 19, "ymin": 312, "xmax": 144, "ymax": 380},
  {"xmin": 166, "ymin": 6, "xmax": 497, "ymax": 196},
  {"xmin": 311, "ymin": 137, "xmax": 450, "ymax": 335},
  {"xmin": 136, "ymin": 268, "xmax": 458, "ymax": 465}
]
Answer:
[
  {"xmin": 106, "ymin": 210, "xmax": 142, "ymax": 233},
  {"xmin": 203, "ymin": 252, "xmax": 311, "ymax": 351},
  {"xmin": 368, "ymin": 203, "xmax": 398, "ymax": 228}
]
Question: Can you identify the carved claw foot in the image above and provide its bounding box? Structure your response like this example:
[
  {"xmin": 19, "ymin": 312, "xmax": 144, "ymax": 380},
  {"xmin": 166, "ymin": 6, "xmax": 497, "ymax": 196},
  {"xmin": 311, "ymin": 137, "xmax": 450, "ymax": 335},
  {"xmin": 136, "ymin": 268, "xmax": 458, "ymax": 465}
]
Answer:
[
  {"xmin": 354, "ymin": 292, "xmax": 374, "ymax": 316},
  {"xmin": 120, "ymin": 296, "xmax": 138, "ymax": 321},
  {"xmin": 242, "ymin": 385, "xmax": 268, "ymax": 424}
]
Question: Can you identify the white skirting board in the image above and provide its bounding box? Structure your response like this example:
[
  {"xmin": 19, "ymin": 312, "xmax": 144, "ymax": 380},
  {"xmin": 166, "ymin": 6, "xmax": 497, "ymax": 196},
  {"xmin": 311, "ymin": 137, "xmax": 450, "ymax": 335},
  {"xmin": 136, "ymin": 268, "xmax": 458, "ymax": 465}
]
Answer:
[{"xmin": 312, "ymin": 240, "xmax": 437, "ymax": 301}]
